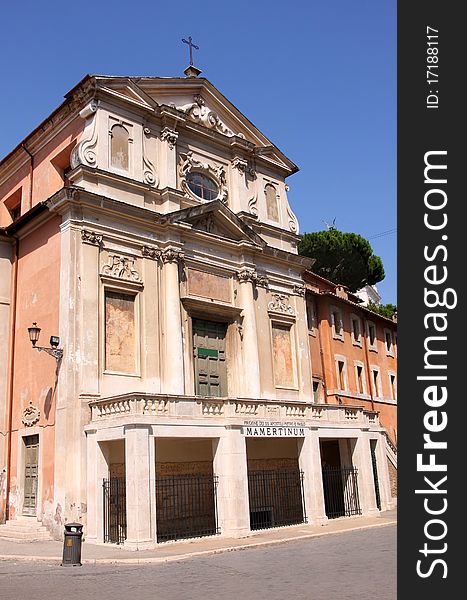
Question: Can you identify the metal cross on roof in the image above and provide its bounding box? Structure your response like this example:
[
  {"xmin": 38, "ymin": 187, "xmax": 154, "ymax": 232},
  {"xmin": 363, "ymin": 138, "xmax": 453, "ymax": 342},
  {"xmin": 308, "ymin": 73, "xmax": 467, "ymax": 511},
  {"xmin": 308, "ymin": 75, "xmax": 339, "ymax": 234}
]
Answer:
[{"xmin": 182, "ymin": 36, "xmax": 199, "ymax": 66}]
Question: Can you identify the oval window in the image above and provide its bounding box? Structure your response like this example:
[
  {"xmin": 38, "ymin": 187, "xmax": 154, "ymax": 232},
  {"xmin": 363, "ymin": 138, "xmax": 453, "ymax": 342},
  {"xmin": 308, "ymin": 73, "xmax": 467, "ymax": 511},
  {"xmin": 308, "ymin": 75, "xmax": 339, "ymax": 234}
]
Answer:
[{"xmin": 186, "ymin": 172, "xmax": 218, "ymax": 201}]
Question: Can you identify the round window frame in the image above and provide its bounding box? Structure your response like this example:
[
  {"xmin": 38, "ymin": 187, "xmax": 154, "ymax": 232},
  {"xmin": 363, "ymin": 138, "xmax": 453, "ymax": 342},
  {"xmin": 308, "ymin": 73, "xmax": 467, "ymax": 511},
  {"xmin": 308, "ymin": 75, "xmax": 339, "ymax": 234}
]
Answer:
[{"xmin": 185, "ymin": 171, "xmax": 219, "ymax": 202}]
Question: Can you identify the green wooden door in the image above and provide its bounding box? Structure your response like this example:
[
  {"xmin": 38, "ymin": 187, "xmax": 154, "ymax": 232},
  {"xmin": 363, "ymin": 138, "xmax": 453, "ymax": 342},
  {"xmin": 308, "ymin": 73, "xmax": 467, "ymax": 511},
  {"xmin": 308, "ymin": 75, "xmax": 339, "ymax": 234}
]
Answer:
[
  {"xmin": 193, "ymin": 319, "xmax": 227, "ymax": 397},
  {"xmin": 23, "ymin": 435, "xmax": 39, "ymax": 516}
]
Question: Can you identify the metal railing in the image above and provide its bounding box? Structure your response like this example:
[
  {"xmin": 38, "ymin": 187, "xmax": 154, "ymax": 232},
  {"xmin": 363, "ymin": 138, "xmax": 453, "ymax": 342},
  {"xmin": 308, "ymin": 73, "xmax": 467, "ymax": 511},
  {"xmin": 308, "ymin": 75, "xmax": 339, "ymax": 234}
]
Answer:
[
  {"xmin": 322, "ymin": 466, "xmax": 362, "ymax": 518},
  {"xmin": 156, "ymin": 474, "xmax": 220, "ymax": 542},
  {"xmin": 103, "ymin": 478, "xmax": 127, "ymax": 544},
  {"xmin": 248, "ymin": 469, "xmax": 307, "ymax": 530}
]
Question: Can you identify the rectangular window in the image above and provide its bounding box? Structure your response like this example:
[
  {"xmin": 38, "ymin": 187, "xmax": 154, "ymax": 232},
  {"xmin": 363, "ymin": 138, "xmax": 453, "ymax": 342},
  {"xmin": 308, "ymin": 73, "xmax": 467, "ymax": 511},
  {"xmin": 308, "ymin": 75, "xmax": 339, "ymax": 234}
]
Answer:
[
  {"xmin": 312, "ymin": 379, "xmax": 322, "ymax": 402},
  {"xmin": 105, "ymin": 291, "xmax": 136, "ymax": 373},
  {"xmin": 390, "ymin": 374, "xmax": 397, "ymax": 400},
  {"xmin": 366, "ymin": 321, "xmax": 377, "ymax": 350},
  {"xmin": 384, "ymin": 329, "xmax": 394, "ymax": 356},
  {"xmin": 331, "ymin": 307, "xmax": 344, "ymax": 340},
  {"xmin": 372, "ymin": 368, "xmax": 381, "ymax": 397},
  {"xmin": 351, "ymin": 316, "xmax": 362, "ymax": 346},
  {"xmin": 356, "ymin": 365, "xmax": 365, "ymax": 394},
  {"xmin": 337, "ymin": 359, "xmax": 346, "ymax": 391},
  {"xmin": 272, "ymin": 323, "xmax": 294, "ymax": 387},
  {"xmin": 306, "ymin": 299, "xmax": 317, "ymax": 334}
]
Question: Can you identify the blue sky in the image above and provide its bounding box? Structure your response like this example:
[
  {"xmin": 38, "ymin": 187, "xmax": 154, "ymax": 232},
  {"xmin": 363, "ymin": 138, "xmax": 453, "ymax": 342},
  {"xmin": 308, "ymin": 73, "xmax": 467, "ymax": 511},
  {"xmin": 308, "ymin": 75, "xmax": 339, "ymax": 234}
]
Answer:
[{"xmin": 0, "ymin": 1, "xmax": 396, "ymax": 303}]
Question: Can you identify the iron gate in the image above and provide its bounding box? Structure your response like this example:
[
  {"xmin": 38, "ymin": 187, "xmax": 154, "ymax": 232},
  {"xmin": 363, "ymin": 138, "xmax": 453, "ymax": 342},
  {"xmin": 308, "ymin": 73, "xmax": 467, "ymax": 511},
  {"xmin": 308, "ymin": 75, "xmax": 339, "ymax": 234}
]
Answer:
[
  {"xmin": 156, "ymin": 474, "xmax": 220, "ymax": 542},
  {"xmin": 322, "ymin": 466, "xmax": 362, "ymax": 518},
  {"xmin": 103, "ymin": 478, "xmax": 127, "ymax": 544},
  {"xmin": 248, "ymin": 470, "xmax": 307, "ymax": 530},
  {"xmin": 370, "ymin": 443, "xmax": 382, "ymax": 510}
]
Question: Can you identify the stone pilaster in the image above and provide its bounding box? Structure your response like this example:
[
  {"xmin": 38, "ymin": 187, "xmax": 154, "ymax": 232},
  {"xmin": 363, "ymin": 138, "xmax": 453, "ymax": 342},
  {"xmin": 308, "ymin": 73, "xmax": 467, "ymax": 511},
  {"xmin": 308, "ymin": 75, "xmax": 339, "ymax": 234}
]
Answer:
[
  {"xmin": 236, "ymin": 267, "xmax": 261, "ymax": 398},
  {"xmin": 352, "ymin": 434, "xmax": 380, "ymax": 516},
  {"xmin": 213, "ymin": 428, "xmax": 250, "ymax": 537},
  {"xmin": 124, "ymin": 425, "xmax": 153, "ymax": 549},
  {"xmin": 84, "ymin": 430, "xmax": 108, "ymax": 543},
  {"xmin": 161, "ymin": 249, "xmax": 185, "ymax": 395},
  {"xmin": 298, "ymin": 429, "xmax": 327, "ymax": 524}
]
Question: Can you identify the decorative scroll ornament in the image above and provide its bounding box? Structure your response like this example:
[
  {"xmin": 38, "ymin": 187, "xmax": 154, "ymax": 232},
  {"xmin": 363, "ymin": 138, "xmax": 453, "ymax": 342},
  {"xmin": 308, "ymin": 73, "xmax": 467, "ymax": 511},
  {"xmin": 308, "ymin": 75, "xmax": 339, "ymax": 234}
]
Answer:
[
  {"xmin": 268, "ymin": 293, "xmax": 295, "ymax": 315},
  {"xmin": 160, "ymin": 126, "xmax": 179, "ymax": 149},
  {"xmin": 101, "ymin": 254, "xmax": 141, "ymax": 282},
  {"xmin": 292, "ymin": 284, "xmax": 306, "ymax": 297},
  {"xmin": 286, "ymin": 204, "xmax": 298, "ymax": 233},
  {"xmin": 70, "ymin": 100, "xmax": 99, "ymax": 169},
  {"xmin": 248, "ymin": 190, "xmax": 259, "ymax": 218},
  {"xmin": 179, "ymin": 151, "xmax": 228, "ymax": 203},
  {"xmin": 81, "ymin": 230, "xmax": 103, "ymax": 246},
  {"xmin": 141, "ymin": 245, "xmax": 161, "ymax": 260},
  {"xmin": 142, "ymin": 127, "xmax": 158, "ymax": 186},
  {"xmin": 161, "ymin": 248, "xmax": 185, "ymax": 264},
  {"xmin": 176, "ymin": 94, "xmax": 243, "ymax": 138},
  {"xmin": 22, "ymin": 401, "xmax": 40, "ymax": 427}
]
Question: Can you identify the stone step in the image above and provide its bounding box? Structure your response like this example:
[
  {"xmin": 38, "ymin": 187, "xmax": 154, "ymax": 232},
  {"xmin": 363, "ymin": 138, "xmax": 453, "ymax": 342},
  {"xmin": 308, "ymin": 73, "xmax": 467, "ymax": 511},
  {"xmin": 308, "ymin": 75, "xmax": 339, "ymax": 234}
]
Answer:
[{"xmin": 0, "ymin": 519, "xmax": 52, "ymax": 541}]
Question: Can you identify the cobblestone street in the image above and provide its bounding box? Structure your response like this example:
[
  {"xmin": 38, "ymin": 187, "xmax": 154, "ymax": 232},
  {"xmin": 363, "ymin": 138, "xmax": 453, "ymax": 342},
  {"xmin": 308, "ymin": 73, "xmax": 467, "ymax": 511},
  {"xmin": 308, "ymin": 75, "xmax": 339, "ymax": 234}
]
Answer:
[{"xmin": 0, "ymin": 525, "xmax": 396, "ymax": 600}]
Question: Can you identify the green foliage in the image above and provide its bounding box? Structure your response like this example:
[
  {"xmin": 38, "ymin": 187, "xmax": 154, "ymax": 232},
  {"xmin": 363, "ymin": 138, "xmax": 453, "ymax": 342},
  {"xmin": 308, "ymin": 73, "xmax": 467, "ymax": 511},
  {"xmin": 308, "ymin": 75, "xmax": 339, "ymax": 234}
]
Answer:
[
  {"xmin": 367, "ymin": 302, "xmax": 397, "ymax": 320},
  {"xmin": 298, "ymin": 229, "xmax": 385, "ymax": 292}
]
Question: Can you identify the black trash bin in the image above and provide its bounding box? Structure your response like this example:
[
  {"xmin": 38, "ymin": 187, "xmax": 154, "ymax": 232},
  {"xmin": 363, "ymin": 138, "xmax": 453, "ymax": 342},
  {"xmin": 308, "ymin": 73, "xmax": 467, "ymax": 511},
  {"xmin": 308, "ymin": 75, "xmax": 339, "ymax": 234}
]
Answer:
[{"xmin": 61, "ymin": 522, "xmax": 83, "ymax": 566}]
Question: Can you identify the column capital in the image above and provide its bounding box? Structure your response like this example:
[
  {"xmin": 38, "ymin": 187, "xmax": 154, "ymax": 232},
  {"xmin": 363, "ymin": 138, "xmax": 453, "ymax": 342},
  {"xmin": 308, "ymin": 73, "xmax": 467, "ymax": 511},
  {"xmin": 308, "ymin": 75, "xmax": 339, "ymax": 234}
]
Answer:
[
  {"xmin": 161, "ymin": 248, "xmax": 185, "ymax": 264},
  {"xmin": 236, "ymin": 266, "xmax": 257, "ymax": 284}
]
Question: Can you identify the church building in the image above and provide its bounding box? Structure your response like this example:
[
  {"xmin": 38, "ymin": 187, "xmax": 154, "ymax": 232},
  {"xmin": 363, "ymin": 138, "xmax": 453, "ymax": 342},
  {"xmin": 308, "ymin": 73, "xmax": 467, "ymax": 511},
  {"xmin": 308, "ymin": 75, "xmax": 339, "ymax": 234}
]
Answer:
[{"xmin": 0, "ymin": 66, "xmax": 394, "ymax": 547}]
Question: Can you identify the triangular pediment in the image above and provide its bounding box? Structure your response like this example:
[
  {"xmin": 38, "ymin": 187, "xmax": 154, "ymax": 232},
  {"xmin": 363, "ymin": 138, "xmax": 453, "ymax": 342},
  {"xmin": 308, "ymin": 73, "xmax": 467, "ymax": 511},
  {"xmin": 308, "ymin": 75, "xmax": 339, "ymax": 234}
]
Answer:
[
  {"xmin": 165, "ymin": 200, "xmax": 266, "ymax": 247},
  {"xmin": 93, "ymin": 76, "xmax": 297, "ymax": 175}
]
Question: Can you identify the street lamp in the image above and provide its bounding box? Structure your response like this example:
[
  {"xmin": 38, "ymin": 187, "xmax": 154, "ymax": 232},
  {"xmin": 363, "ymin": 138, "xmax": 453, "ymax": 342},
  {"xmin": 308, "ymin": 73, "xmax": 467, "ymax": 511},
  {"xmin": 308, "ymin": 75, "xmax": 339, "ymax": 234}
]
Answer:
[{"xmin": 27, "ymin": 322, "xmax": 63, "ymax": 360}]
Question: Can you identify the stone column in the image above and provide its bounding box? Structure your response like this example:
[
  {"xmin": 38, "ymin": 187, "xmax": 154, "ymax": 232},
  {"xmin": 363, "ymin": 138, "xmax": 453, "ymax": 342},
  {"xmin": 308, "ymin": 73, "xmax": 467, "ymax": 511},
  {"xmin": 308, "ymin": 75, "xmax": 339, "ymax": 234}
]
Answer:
[
  {"xmin": 352, "ymin": 434, "xmax": 379, "ymax": 516},
  {"xmin": 161, "ymin": 249, "xmax": 185, "ymax": 395},
  {"xmin": 298, "ymin": 429, "xmax": 327, "ymax": 524},
  {"xmin": 236, "ymin": 267, "xmax": 261, "ymax": 398},
  {"xmin": 85, "ymin": 430, "xmax": 108, "ymax": 543},
  {"xmin": 213, "ymin": 427, "xmax": 250, "ymax": 538},
  {"xmin": 124, "ymin": 425, "xmax": 153, "ymax": 549}
]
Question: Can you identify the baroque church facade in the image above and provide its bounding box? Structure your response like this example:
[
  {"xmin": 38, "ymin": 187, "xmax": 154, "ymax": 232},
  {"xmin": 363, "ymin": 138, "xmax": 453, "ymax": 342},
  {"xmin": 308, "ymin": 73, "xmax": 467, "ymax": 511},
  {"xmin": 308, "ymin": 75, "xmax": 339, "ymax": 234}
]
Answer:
[{"xmin": 0, "ymin": 69, "xmax": 395, "ymax": 547}]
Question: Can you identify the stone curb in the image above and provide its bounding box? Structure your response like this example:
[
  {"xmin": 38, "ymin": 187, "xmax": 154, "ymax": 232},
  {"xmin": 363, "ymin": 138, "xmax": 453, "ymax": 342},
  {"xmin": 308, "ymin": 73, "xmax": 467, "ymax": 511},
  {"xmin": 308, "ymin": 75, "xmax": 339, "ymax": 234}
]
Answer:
[{"xmin": 0, "ymin": 519, "xmax": 396, "ymax": 565}]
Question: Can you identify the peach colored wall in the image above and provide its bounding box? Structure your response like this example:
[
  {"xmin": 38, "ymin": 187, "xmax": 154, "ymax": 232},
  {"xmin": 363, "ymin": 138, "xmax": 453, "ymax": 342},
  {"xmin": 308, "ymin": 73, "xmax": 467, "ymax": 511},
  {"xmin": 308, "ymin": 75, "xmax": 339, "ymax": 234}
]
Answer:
[
  {"xmin": 8, "ymin": 216, "xmax": 61, "ymax": 519},
  {"xmin": 307, "ymin": 289, "xmax": 397, "ymax": 441},
  {"xmin": 0, "ymin": 117, "xmax": 83, "ymax": 227}
]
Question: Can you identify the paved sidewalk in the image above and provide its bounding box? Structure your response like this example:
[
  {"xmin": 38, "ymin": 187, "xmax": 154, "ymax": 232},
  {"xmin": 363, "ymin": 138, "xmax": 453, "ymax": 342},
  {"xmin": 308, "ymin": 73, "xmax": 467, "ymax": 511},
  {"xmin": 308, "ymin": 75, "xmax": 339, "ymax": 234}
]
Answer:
[{"xmin": 0, "ymin": 509, "xmax": 396, "ymax": 564}]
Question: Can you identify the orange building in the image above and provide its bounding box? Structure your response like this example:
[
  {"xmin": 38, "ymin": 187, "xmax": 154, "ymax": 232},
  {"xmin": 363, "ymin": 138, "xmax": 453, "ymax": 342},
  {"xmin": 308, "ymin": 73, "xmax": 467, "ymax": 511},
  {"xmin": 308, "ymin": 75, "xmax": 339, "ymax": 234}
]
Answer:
[{"xmin": 304, "ymin": 271, "xmax": 397, "ymax": 498}]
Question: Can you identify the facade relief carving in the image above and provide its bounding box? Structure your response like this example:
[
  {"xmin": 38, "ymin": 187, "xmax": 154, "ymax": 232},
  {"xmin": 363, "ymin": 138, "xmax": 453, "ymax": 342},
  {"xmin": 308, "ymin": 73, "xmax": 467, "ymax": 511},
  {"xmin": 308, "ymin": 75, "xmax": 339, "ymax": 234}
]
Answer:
[
  {"xmin": 22, "ymin": 401, "xmax": 40, "ymax": 427},
  {"xmin": 267, "ymin": 292, "xmax": 295, "ymax": 316},
  {"xmin": 81, "ymin": 230, "xmax": 103, "ymax": 246},
  {"xmin": 175, "ymin": 94, "xmax": 244, "ymax": 139},
  {"xmin": 101, "ymin": 254, "xmax": 142, "ymax": 282},
  {"xmin": 70, "ymin": 99, "xmax": 99, "ymax": 169}
]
